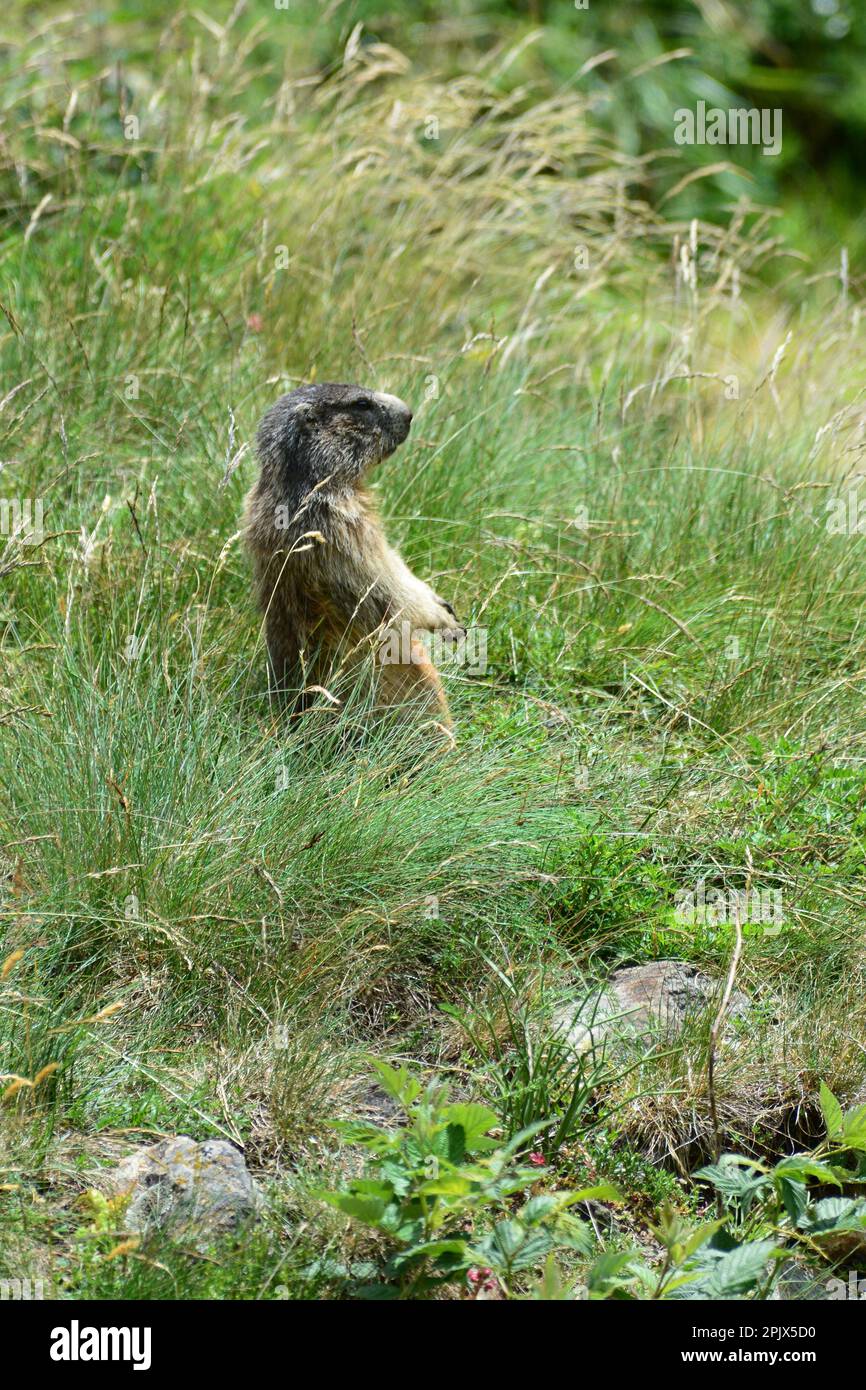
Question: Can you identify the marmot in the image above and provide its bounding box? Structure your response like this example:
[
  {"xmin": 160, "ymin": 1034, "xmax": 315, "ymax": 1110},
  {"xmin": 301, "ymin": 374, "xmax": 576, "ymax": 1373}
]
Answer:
[{"xmin": 243, "ymin": 383, "xmax": 462, "ymax": 725}]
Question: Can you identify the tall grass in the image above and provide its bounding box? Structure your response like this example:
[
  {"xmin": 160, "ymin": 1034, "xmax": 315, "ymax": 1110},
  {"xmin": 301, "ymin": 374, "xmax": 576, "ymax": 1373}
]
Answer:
[{"xmin": 1, "ymin": 2, "xmax": 866, "ymax": 1298}]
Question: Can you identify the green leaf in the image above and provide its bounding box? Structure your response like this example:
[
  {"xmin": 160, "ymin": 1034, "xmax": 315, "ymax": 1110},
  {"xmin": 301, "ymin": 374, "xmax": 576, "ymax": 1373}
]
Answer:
[
  {"xmin": 703, "ymin": 1239, "xmax": 781, "ymax": 1298},
  {"xmin": 777, "ymin": 1176, "xmax": 809, "ymax": 1225},
  {"xmin": 694, "ymin": 1154, "xmax": 766, "ymax": 1190},
  {"xmin": 444, "ymin": 1123, "xmax": 466, "ymax": 1164},
  {"xmin": 417, "ymin": 1174, "xmax": 474, "ymax": 1198},
  {"xmin": 329, "ymin": 1118, "xmax": 390, "ymax": 1146},
  {"xmin": 679, "ymin": 1218, "xmax": 726, "ymax": 1259},
  {"xmin": 348, "ymin": 1179, "xmax": 394, "ymax": 1197},
  {"xmin": 518, "ymin": 1194, "xmax": 560, "ymax": 1223},
  {"xmin": 799, "ymin": 1196, "xmax": 866, "ymax": 1235},
  {"xmin": 368, "ymin": 1058, "xmax": 422, "ymax": 1108},
  {"xmin": 550, "ymin": 1213, "xmax": 594, "ymax": 1254},
  {"xmin": 587, "ymin": 1249, "xmax": 640, "ymax": 1296},
  {"xmin": 439, "ymin": 1103, "xmax": 499, "ymax": 1150},
  {"xmin": 314, "ymin": 1190, "xmax": 388, "ymax": 1225},
  {"xmin": 478, "ymin": 1218, "xmax": 525, "ymax": 1262},
  {"xmin": 378, "ymin": 1158, "xmax": 413, "ymax": 1196},
  {"xmin": 389, "ymin": 1216, "xmax": 425, "ymax": 1243},
  {"xmin": 773, "ymin": 1157, "xmax": 842, "ymax": 1187},
  {"xmin": 498, "ymin": 1118, "xmax": 553, "ymax": 1158},
  {"xmin": 660, "ymin": 1270, "xmax": 705, "ymax": 1297},
  {"xmin": 564, "ymin": 1182, "xmax": 623, "ymax": 1205},
  {"xmin": 819, "ymin": 1081, "xmax": 844, "ymax": 1140},
  {"xmin": 842, "ymin": 1103, "xmax": 866, "ymax": 1150},
  {"xmin": 693, "ymin": 1156, "xmax": 768, "ymax": 1215}
]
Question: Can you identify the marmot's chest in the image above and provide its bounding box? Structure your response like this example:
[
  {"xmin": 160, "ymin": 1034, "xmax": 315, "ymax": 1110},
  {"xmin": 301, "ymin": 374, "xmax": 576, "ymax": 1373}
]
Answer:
[{"xmin": 324, "ymin": 482, "xmax": 377, "ymax": 524}]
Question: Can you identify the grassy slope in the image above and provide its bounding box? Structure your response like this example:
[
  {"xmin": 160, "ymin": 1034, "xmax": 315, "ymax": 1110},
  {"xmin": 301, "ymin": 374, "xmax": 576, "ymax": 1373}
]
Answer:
[{"xmin": 1, "ymin": 3, "xmax": 865, "ymax": 1297}]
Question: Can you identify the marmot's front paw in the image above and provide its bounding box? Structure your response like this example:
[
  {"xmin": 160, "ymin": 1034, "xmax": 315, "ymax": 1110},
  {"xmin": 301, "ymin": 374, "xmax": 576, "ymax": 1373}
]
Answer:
[
  {"xmin": 435, "ymin": 613, "xmax": 466, "ymax": 643},
  {"xmin": 432, "ymin": 595, "xmax": 464, "ymax": 634},
  {"xmin": 434, "ymin": 594, "xmax": 458, "ymax": 620}
]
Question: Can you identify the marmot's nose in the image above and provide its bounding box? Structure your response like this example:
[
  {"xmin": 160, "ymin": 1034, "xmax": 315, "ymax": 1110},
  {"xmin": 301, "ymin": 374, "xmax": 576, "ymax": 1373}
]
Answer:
[{"xmin": 374, "ymin": 391, "xmax": 413, "ymax": 426}]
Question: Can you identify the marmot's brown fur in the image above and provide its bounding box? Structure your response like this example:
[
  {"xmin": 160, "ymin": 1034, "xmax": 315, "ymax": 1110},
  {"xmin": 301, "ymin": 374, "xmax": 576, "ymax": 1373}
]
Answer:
[{"xmin": 243, "ymin": 383, "xmax": 462, "ymax": 725}]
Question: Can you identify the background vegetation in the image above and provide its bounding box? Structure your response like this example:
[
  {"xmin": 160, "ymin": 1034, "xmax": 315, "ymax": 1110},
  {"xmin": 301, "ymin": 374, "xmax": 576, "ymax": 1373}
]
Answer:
[{"xmin": 1, "ymin": 0, "xmax": 865, "ymax": 1299}]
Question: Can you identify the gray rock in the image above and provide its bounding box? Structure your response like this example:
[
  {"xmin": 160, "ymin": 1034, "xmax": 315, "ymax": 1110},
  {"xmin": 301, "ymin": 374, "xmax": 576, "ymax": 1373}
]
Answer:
[
  {"xmin": 552, "ymin": 960, "xmax": 751, "ymax": 1055},
  {"xmin": 101, "ymin": 1136, "xmax": 258, "ymax": 1240}
]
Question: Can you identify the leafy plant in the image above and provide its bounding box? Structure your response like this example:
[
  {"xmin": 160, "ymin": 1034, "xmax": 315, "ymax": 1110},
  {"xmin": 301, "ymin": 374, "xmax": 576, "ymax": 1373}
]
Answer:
[
  {"xmin": 694, "ymin": 1083, "xmax": 866, "ymax": 1244},
  {"xmin": 630, "ymin": 1084, "xmax": 866, "ymax": 1300},
  {"xmin": 315, "ymin": 1060, "xmax": 620, "ymax": 1298}
]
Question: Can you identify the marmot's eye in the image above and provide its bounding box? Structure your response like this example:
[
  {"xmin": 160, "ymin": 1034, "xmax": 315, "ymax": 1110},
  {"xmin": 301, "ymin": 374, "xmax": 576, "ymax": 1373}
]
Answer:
[{"xmin": 353, "ymin": 399, "xmax": 375, "ymax": 413}]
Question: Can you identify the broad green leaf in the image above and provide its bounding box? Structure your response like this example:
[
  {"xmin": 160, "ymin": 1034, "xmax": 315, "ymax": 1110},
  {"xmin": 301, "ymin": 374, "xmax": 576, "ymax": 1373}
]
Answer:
[
  {"xmin": 660, "ymin": 1270, "xmax": 705, "ymax": 1296},
  {"xmin": 819, "ymin": 1081, "xmax": 844, "ymax": 1140},
  {"xmin": 498, "ymin": 1118, "xmax": 553, "ymax": 1157},
  {"xmin": 518, "ymin": 1194, "xmax": 560, "ymax": 1223},
  {"xmin": 773, "ymin": 1157, "xmax": 842, "ymax": 1187},
  {"xmin": 389, "ymin": 1216, "xmax": 425, "ymax": 1243},
  {"xmin": 550, "ymin": 1214, "xmax": 593, "ymax": 1254},
  {"xmin": 378, "ymin": 1159, "xmax": 412, "ymax": 1196},
  {"xmin": 495, "ymin": 1227, "xmax": 560, "ymax": 1272},
  {"xmin": 368, "ymin": 1058, "xmax": 421, "ymax": 1108},
  {"xmin": 346, "ymin": 1178, "xmax": 393, "ymax": 1197},
  {"xmin": 565, "ymin": 1182, "xmax": 623, "ymax": 1205},
  {"xmin": 777, "ymin": 1176, "xmax": 809, "ymax": 1225},
  {"xmin": 314, "ymin": 1190, "xmax": 388, "ymax": 1225},
  {"xmin": 440, "ymin": 1103, "xmax": 499, "ymax": 1150},
  {"xmin": 694, "ymin": 1154, "xmax": 766, "ymax": 1190},
  {"xmin": 587, "ymin": 1249, "xmax": 640, "ymax": 1295},
  {"xmin": 703, "ymin": 1239, "xmax": 781, "ymax": 1298},
  {"xmin": 679, "ymin": 1218, "xmax": 726, "ymax": 1259},
  {"xmin": 799, "ymin": 1196, "xmax": 866, "ymax": 1235},
  {"xmin": 693, "ymin": 1156, "xmax": 768, "ymax": 1215},
  {"xmin": 842, "ymin": 1103, "xmax": 866, "ymax": 1150},
  {"xmin": 417, "ymin": 1174, "xmax": 474, "ymax": 1197},
  {"xmin": 480, "ymin": 1218, "xmax": 525, "ymax": 1261}
]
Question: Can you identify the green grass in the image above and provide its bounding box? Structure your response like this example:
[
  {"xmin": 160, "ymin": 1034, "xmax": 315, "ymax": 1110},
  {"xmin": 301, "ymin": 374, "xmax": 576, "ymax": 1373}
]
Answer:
[{"xmin": 2, "ymin": 1, "xmax": 866, "ymax": 1300}]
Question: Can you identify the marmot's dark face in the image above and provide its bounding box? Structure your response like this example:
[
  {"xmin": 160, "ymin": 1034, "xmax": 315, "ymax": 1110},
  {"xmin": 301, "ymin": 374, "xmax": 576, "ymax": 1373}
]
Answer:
[{"xmin": 256, "ymin": 382, "xmax": 413, "ymax": 491}]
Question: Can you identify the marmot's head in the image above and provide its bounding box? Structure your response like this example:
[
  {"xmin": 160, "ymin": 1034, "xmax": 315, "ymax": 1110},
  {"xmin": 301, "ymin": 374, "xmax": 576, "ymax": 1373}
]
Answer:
[{"xmin": 256, "ymin": 383, "xmax": 413, "ymax": 492}]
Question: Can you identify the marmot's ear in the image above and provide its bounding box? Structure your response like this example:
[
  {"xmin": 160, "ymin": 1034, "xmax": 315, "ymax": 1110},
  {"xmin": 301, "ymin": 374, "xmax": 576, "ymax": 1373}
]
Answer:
[{"xmin": 293, "ymin": 401, "xmax": 315, "ymax": 424}]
